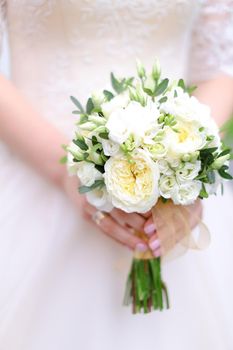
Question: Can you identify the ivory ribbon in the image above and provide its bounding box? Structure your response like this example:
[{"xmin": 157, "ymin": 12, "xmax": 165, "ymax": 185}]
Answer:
[{"xmin": 134, "ymin": 199, "xmax": 210, "ymax": 261}]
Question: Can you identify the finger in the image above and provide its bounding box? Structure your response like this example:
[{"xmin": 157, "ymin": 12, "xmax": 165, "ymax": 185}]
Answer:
[
  {"xmin": 110, "ymin": 209, "xmax": 146, "ymax": 232},
  {"xmin": 85, "ymin": 204, "xmax": 148, "ymax": 251},
  {"xmin": 141, "ymin": 211, "xmax": 151, "ymax": 218},
  {"xmin": 144, "ymin": 216, "xmax": 157, "ymax": 235}
]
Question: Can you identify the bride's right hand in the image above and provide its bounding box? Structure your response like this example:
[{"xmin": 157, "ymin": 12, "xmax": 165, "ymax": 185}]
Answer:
[{"xmin": 63, "ymin": 174, "xmax": 156, "ymax": 252}]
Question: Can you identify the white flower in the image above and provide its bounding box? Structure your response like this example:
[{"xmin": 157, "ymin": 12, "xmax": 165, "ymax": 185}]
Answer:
[
  {"xmin": 101, "ymin": 92, "xmax": 130, "ymax": 118},
  {"xmin": 77, "ymin": 162, "xmax": 102, "ymax": 187},
  {"xmin": 86, "ymin": 186, "xmax": 113, "ymax": 212},
  {"xmin": 102, "ymin": 139, "xmax": 120, "ymax": 156},
  {"xmin": 176, "ymin": 161, "xmax": 201, "ymax": 182},
  {"xmin": 158, "ymin": 159, "xmax": 174, "ymax": 176},
  {"xmin": 171, "ymin": 181, "xmax": 202, "ymax": 205},
  {"xmin": 163, "ymin": 120, "xmax": 206, "ymax": 155},
  {"xmin": 106, "ymin": 101, "xmax": 159, "ymax": 145},
  {"xmin": 104, "ymin": 149, "xmax": 160, "ymax": 213},
  {"xmin": 91, "ymin": 90, "xmax": 106, "ymax": 108},
  {"xmin": 159, "ymin": 174, "xmax": 178, "ymax": 198}
]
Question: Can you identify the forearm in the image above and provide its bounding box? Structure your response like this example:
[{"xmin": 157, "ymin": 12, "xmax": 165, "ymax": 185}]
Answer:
[
  {"xmin": 0, "ymin": 74, "xmax": 68, "ymax": 187},
  {"xmin": 192, "ymin": 73, "xmax": 233, "ymax": 127}
]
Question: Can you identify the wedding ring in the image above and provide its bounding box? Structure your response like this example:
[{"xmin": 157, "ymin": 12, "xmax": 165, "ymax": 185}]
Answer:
[{"xmin": 92, "ymin": 210, "xmax": 106, "ymax": 225}]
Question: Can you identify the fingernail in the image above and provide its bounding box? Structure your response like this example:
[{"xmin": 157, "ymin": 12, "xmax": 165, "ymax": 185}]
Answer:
[
  {"xmin": 136, "ymin": 243, "xmax": 148, "ymax": 252},
  {"xmin": 153, "ymin": 248, "xmax": 161, "ymax": 258},
  {"xmin": 149, "ymin": 239, "xmax": 160, "ymax": 251},
  {"xmin": 144, "ymin": 223, "xmax": 156, "ymax": 235}
]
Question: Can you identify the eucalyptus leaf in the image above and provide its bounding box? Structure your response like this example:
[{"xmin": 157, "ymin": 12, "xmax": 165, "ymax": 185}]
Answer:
[
  {"xmin": 154, "ymin": 78, "xmax": 169, "ymax": 96},
  {"xmin": 86, "ymin": 97, "xmax": 94, "ymax": 114},
  {"xmin": 103, "ymin": 90, "xmax": 114, "ymax": 101},
  {"xmin": 70, "ymin": 96, "xmax": 85, "ymax": 113}
]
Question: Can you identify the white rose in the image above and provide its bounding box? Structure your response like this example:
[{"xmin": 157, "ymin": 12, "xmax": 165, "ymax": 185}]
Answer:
[
  {"xmin": 171, "ymin": 181, "xmax": 201, "ymax": 205},
  {"xmin": 86, "ymin": 186, "xmax": 113, "ymax": 212},
  {"xmin": 176, "ymin": 161, "xmax": 201, "ymax": 182},
  {"xmin": 104, "ymin": 150, "xmax": 160, "ymax": 213},
  {"xmin": 101, "ymin": 139, "xmax": 120, "ymax": 156},
  {"xmin": 106, "ymin": 101, "xmax": 160, "ymax": 145},
  {"xmin": 159, "ymin": 174, "xmax": 178, "ymax": 198},
  {"xmin": 101, "ymin": 92, "xmax": 130, "ymax": 118},
  {"xmin": 158, "ymin": 159, "xmax": 174, "ymax": 176},
  {"xmin": 77, "ymin": 162, "xmax": 102, "ymax": 187}
]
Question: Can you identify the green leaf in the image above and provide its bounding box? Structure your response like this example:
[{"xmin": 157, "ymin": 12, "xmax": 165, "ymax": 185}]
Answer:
[
  {"xmin": 99, "ymin": 132, "xmax": 109, "ymax": 139},
  {"xmin": 72, "ymin": 110, "xmax": 81, "ymax": 115},
  {"xmin": 200, "ymin": 147, "xmax": 218, "ymax": 155},
  {"xmin": 78, "ymin": 179, "xmax": 105, "ymax": 194},
  {"xmin": 86, "ymin": 97, "xmax": 94, "ymax": 114},
  {"xmin": 94, "ymin": 164, "xmax": 105, "ymax": 174},
  {"xmin": 217, "ymin": 148, "xmax": 231, "ymax": 158},
  {"xmin": 92, "ymin": 136, "xmax": 98, "ymax": 146},
  {"xmin": 178, "ymin": 79, "xmax": 185, "ymax": 90},
  {"xmin": 187, "ymin": 85, "xmax": 197, "ymax": 94},
  {"xmin": 70, "ymin": 96, "xmax": 85, "ymax": 113},
  {"xmin": 103, "ymin": 90, "xmax": 114, "ymax": 101},
  {"xmin": 73, "ymin": 138, "xmax": 88, "ymax": 151},
  {"xmin": 154, "ymin": 78, "xmax": 169, "ymax": 96},
  {"xmin": 158, "ymin": 96, "xmax": 168, "ymax": 104},
  {"xmin": 59, "ymin": 155, "xmax": 67, "ymax": 164},
  {"xmin": 110, "ymin": 72, "xmax": 125, "ymax": 94},
  {"xmin": 218, "ymin": 165, "xmax": 233, "ymax": 180}
]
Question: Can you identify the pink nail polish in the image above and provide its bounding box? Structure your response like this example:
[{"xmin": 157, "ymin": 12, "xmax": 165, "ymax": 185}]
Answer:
[
  {"xmin": 136, "ymin": 243, "xmax": 148, "ymax": 252},
  {"xmin": 144, "ymin": 223, "xmax": 156, "ymax": 235},
  {"xmin": 149, "ymin": 239, "xmax": 160, "ymax": 250},
  {"xmin": 153, "ymin": 249, "xmax": 161, "ymax": 258}
]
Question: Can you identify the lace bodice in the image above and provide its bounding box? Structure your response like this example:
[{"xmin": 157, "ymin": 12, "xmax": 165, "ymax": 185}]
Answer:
[{"xmin": 0, "ymin": 0, "xmax": 233, "ymax": 134}]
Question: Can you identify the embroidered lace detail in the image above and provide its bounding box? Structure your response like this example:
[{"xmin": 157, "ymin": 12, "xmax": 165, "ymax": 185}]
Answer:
[{"xmin": 188, "ymin": 0, "xmax": 233, "ymax": 82}]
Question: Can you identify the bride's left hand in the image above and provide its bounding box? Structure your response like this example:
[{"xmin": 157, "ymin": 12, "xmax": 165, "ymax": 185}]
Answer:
[{"xmin": 143, "ymin": 200, "xmax": 203, "ymax": 257}]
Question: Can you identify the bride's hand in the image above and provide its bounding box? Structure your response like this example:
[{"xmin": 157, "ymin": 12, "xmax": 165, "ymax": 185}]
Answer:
[
  {"xmin": 144, "ymin": 200, "xmax": 203, "ymax": 257},
  {"xmin": 63, "ymin": 175, "xmax": 155, "ymax": 251}
]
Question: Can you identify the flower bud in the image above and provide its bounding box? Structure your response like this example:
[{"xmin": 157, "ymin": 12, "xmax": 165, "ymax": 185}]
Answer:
[
  {"xmin": 91, "ymin": 90, "xmax": 106, "ymax": 107},
  {"xmin": 212, "ymin": 154, "xmax": 230, "ymax": 170},
  {"xmin": 136, "ymin": 59, "xmax": 146, "ymax": 78},
  {"xmin": 78, "ymin": 121, "xmax": 96, "ymax": 131},
  {"xmin": 152, "ymin": 59, "xmax": 161, "ymax": 80},
  {"xmin": 88, "ymin": 114, "xmax": 106, "ymax": 126}
]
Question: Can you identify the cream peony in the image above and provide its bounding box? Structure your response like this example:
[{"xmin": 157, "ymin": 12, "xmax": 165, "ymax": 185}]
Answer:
[
  {"xmin": 104, "ymin": 150, "xmax": 159, "ymax": 213},
  {"xmin": 77, "ymin": 162, "xmax": 103, "ymax": 187},
  {"xmin": 106, "ymin": 101, "xmax": 159, "ymax": 145}
]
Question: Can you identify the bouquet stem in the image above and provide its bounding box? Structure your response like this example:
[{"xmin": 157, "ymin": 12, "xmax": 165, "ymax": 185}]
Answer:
[{"xmin": 124, "ymin": 257, "xmax": 169, "ymax": 314}]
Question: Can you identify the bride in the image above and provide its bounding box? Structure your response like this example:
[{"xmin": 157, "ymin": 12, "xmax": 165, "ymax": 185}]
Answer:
[{"xmin": 0, "ymin": 1, "xmax": 233, "ymax": 349}]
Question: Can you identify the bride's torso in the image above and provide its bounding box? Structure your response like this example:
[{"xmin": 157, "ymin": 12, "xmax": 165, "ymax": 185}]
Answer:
[{"xmin": 5, "ymin": 0, "xmax": 199, "ymax": 134}]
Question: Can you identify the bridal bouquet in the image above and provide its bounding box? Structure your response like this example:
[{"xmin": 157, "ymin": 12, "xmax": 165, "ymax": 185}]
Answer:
[{"xmin": 64, "ymin": 60, "xmax": 232, "ymax": 314}]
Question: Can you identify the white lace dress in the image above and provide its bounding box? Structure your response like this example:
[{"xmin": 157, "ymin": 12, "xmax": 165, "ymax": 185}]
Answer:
[{"xmin": 0, "ymin": 1, "xmax": 233, "ymax": 349}]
